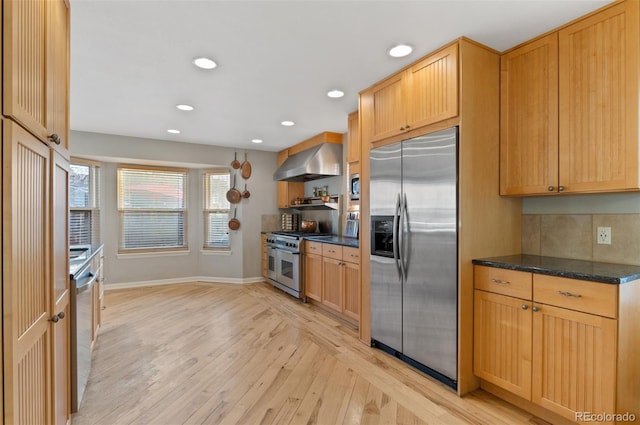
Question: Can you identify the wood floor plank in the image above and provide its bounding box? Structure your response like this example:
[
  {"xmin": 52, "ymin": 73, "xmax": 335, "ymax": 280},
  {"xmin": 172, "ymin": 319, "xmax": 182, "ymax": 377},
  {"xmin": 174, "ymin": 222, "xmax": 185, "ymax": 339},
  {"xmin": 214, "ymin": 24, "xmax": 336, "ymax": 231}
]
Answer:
[{"xmin": 72, "ymin": 282, "xmax": 543, "ymax": 425}]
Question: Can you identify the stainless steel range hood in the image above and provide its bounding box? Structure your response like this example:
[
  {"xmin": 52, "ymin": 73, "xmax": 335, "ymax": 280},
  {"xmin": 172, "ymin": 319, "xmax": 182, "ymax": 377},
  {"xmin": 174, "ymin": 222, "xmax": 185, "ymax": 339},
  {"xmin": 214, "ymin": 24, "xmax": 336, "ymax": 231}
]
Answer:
[{"xmin": 274, "ymin": 143, "xmax": 342, "ymax": 182}]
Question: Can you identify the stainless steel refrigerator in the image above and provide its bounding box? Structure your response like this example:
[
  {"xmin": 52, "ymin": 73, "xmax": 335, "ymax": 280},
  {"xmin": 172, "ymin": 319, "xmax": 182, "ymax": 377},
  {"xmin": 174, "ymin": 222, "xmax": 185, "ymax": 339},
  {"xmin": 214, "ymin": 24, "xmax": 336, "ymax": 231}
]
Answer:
[{"xmin": 370, "ymin": 126, "xmax": 458, "ymax": 389}]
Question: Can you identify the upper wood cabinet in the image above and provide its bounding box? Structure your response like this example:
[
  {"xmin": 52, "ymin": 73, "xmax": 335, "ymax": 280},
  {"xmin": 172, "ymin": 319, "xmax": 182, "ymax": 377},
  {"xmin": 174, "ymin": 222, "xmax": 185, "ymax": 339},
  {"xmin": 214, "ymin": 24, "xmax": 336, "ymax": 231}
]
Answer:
[
  {"xmin": 3, "ymin": 0, "xmax": 69, "ymax": 149},
  {"xmin": 347, "ymin": 111, "xmax": 360, "ymax": 164},
  {"xmin": 500, "ymin": 34, "xmax": 559, "ymax": 195},
  {"xmin": 500, "ymin": 1, "xmax": 640, "ymax": 195},
  {"xmin": 276, "ymin": 149, "xmax": 304, "ymax": 209},
  {"xmin": 362, "ymin": 44, "xmax": 459, "ymax": 144}
]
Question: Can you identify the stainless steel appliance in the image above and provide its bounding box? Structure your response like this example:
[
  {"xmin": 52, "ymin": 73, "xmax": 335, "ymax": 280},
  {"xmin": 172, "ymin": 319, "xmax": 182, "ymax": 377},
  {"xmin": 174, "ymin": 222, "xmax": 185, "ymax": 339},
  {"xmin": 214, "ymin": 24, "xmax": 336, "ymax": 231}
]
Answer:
[
  {"xmin": 70, "ymin": 256, "xmax": 98, "ymax": 411},
  {"xmin": 350, "ymin": 173, "xmax": 360, "ymax": 200},
  {"xmin": 266, "ymin": 231, "xmax": 331, "ymax": 299},
  {"xmin": 370, "ymin": 126, "xmax": 458, "ymax": 389}
]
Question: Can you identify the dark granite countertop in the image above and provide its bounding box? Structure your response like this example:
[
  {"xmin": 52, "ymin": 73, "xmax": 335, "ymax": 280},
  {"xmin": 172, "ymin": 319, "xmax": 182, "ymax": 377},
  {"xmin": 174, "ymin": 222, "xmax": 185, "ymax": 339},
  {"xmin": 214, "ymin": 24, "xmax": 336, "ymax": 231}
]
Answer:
[
  {"xmin": 473, "ymin": 254, "xmax": 640, "ymax": 284},
  {"xmin": 69, "ymin": 244, "xmax": 104, "ymax": 278},
  {"xmin": 303, "ymin": 235, "xmax": 359, "ymax": 248}
]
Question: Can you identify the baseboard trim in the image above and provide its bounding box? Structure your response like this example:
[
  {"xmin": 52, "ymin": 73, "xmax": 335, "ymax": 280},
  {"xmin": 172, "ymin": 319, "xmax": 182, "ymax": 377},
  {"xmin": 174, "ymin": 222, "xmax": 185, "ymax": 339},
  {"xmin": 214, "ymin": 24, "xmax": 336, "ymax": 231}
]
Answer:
[{"xmin": 104, "ymin": 276, "xmax": 265, "ymax": 290}]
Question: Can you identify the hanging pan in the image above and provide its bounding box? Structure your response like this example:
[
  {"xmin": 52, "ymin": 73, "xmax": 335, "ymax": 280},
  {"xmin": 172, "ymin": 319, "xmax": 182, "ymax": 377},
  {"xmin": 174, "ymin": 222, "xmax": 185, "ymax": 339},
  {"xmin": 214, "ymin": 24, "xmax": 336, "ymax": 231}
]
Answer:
[
  {"xmin": 241, "ymin": 153, "xmax": 252, "ymax": 179},
  {"xmin": 228, "ymin": 208, "xmax": 240, "ymax": 230},
  {"xmin": 242, "ymin": 184, "xmax": 251, "ymax": 199},
  {"xmin": 226, "ymin": 175, "xmax": 242, "ymax": 204},
  {"xmin": 231, "ymin": 152, "xmax": 241, "ymax": 169}
]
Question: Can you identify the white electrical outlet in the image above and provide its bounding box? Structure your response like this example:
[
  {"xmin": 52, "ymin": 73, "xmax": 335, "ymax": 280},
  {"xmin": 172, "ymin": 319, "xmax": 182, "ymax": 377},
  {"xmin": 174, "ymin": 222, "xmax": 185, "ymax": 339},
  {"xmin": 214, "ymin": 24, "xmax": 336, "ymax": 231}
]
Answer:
[{"xmin": 597, "ymin": 226, "xmax": 611, "ymax": 245}]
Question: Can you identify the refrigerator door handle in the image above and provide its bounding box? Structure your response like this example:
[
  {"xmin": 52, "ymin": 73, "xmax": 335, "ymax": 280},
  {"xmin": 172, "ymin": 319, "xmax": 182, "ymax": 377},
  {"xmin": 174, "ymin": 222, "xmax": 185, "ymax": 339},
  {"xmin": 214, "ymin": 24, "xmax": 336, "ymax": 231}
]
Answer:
[
  {"xmin": 400, "ymin": 193, "xmax": 409, "ymax": 277},
  {"xmin": 398, "ymin": 193, "xmax": 406, "ymax": 280},
  {"xmin": 393, "ymin": 193, "xmax": 402, "ymax": 277}
]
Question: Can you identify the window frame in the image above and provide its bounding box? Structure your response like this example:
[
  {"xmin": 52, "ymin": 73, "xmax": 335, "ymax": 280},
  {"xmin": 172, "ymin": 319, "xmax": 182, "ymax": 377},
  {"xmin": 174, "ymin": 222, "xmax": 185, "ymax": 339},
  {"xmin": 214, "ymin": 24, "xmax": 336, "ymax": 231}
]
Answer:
[
  {"xmin": 203, "ymin": 169, "xmax": 231, "ymax": 250},
  {"xmin": 69, "ymin": 157, "xmax": 101, "ymax": 246},
  {"xmin": 117, "ymin": 164, "xmax": 189, "ymax": 254}
]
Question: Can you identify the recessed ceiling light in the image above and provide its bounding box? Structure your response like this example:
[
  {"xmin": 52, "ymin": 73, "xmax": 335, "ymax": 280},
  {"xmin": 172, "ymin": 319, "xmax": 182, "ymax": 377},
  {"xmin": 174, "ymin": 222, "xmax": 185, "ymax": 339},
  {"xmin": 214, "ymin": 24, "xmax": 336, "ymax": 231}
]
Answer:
[
  {"xmin": 251, "ymin": 139, "xmax": 263, "ymax": 144},
  {"xmin": 388, "ymin": 44, "xmax": 413, "ymax": 58},
  {"xmin": 176, "ymin": 104, "xmax": 194, "ymax": 111},
  {"xmin": 167, "ymin": 129, "xmax": 181, "ymax": 134},
  {"xmin": 327, "ymin": 90, "xmax": 345, "ymax": 98},
  {"xmin": 281, "ymin": 120, "xmax": 295, "ymax": 127},
  {"xmin": 192, "ymin": 57, "xmax": 217, "ymax": 69}
]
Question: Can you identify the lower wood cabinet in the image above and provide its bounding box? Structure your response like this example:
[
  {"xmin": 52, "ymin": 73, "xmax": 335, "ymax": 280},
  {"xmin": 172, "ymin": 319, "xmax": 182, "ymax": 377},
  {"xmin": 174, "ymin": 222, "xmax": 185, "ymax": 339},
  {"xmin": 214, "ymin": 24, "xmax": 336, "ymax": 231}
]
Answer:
[
  {"xmin": 473, "ymin": 265, "xmax": 637, "ymax": 424},
  {"xmin": 261, "ymin": 234, "xmax": 267, "ymax": 278},
  {"xmin": 304, "ymin": 241, "xmax": 360, "ymax": 323}
]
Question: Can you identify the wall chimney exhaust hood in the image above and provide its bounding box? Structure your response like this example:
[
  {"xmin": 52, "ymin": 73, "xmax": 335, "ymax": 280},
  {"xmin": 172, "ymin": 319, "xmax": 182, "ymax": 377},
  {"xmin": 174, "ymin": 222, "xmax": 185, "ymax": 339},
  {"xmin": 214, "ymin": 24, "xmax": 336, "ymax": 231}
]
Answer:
[{"xmin": 274, "ymin": 143, "xmax": 342, "ymax": 182}]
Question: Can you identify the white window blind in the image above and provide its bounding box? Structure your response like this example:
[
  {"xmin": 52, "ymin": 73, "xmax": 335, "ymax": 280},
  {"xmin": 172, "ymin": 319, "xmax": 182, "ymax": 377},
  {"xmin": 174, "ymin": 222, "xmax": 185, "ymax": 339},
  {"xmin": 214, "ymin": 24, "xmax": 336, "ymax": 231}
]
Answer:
[
  {"xmin": 69, "ymin": 161, "xmax": 101, "ymax": 245},
  {"xmin": 203, "ymin": 170, "xmax": 230, "ymax": 249},
  {"xmin": 118, "ymin": 166, "xmax": 188, "ymax": 252}
]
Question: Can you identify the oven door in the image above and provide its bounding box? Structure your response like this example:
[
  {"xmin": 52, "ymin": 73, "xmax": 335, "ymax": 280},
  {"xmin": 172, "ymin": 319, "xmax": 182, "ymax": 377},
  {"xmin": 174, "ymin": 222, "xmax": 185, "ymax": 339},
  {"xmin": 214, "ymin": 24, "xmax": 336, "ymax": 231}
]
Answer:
[
  {"xmin": 275, "ymin": 248, "xmax": 300, "ymax": 292},
  {"xmin": 266, "ymin": 246, "xmax": 277, "ymax": 281}
]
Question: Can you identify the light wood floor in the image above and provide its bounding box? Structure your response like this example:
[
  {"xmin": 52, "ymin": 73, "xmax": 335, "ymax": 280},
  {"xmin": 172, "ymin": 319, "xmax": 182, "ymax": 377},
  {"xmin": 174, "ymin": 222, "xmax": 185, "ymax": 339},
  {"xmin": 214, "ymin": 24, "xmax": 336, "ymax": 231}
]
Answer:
[{"xmin": 71, "ymin": 282, "xmax": 545, "ymax": 425}]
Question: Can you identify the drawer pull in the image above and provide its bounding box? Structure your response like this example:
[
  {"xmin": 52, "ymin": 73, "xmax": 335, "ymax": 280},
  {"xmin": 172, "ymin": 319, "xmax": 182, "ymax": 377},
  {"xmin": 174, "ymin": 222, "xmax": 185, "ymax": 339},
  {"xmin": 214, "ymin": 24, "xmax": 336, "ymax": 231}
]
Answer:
[
  {"xmin": 557, "ymin": 290, "xmax": 582, "ymax": 298},
  {"xmin": 490, "ymin": 278, "xmax": 510, "ymax": 285}
]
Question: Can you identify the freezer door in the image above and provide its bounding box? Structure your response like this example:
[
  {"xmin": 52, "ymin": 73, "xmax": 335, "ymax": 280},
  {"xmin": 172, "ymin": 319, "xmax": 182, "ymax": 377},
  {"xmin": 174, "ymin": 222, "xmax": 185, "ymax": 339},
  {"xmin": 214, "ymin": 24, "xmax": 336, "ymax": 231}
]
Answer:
[
  {"xmin": 370, "ymin": 142, "xmax": 402, "ymax": 351},
  {"xmin": 401, "ymin": 127, "xmax": 458, "ymax": 381}
]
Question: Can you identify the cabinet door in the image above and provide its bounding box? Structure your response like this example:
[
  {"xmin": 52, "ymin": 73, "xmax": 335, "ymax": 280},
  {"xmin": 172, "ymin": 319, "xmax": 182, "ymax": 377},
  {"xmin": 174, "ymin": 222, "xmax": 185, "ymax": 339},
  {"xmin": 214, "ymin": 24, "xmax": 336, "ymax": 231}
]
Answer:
[
  {"xmin": 558, "ymin": 1, "xmax": 640, "ymax": 193},
  {"xmin": 532, "ymin": 304, "xmax": 617, "ymax": 422},
  {"xmin": 47, "ymin": 0, "xmax": 70, "ymax": 150},
  {"xmin": 407, "ymin": 43, "xmax": 458, "ymax": 129},
  {"xmin": 347, "ymin": 111, "xmax": 360, "ymax": 164},
  {"xmin": 342, "ymin": 260, "xmax": 360, "ymax": 321},
  {"xmin": 500, "ymin": 34, "xmax": 559, "ymax": 195},
  {"xmin": 322, "ymin": 257, "xmax": 343, "ymax": 312},
  {"xmin": 3, "ymin": 120, "xmax": 52, "ymax": 425},
  {"xmin": 365, "ymin": 73, "xmax": 407, "ymax": 143},
  {"xmin": 304, "ymin": 253, "xmax": 322, "ymax": 302},
  {"xmin": 261, "ymin": 234, "xmax": 267, "ymax": 278},
  {"xmin": 51, "ymin": 150, "xmax": 70, "ymax": 425},
  {"xmin": 3, "ymin": 0, "xmax": 48, "ymax": 139},
  {"xmin": 474, "ymin": 290, "xmax": 532, "ymax": 399},
  {"xmin": 276, "ymin": 150, "xmax": 304, "ymax": 208}
]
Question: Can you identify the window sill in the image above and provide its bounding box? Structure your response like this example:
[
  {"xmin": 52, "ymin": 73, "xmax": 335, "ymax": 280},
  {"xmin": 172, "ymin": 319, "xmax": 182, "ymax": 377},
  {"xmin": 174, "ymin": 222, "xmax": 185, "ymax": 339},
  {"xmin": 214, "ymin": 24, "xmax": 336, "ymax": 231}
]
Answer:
[
  {"xmin": 117, "ymin": 250, "xmax": 191, "ymax": 259},
  {"xmin": 200, "ymin": 249, "xmax": 232, "ymax": 256}
]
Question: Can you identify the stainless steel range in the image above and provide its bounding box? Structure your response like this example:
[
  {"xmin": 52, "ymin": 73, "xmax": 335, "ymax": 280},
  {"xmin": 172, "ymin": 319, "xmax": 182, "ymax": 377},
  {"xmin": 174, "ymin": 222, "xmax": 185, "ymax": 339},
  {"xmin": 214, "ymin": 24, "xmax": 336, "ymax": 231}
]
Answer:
[{"xmin": 265, "ymin": 231, "xmax": 328, "ymax": 300}]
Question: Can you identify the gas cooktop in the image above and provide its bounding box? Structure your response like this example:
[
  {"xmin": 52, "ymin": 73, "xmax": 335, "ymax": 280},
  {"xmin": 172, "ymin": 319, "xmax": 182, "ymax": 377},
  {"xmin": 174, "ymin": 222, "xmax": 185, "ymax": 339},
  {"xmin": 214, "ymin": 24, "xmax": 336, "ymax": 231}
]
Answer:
[{"xmin": 270, "ymin": 231, "xmax": 332, "ymax": 238}]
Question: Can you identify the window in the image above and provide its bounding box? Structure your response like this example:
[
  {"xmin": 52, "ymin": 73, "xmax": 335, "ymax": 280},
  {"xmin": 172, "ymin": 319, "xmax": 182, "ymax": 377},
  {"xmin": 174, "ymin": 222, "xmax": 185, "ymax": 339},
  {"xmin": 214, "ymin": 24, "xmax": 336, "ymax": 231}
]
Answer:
[
  {"xmin": 69, "ymin": 159, "xmax": 101, "ymax": 245},
  {"xmin": 117, "ymin": 165, "xmax": 188, "ymax": 252},
  {"xmin": 203, "ymin": 170, "xmax": 231, "ymax": 249}
]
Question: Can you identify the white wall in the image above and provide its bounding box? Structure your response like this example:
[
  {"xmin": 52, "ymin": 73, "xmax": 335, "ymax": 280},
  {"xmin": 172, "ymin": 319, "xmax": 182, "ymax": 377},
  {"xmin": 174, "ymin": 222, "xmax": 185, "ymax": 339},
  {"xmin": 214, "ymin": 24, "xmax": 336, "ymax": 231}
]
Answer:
[{"xmin": 70, "ymin": 131, "xmax": 279, "ymax": 286}]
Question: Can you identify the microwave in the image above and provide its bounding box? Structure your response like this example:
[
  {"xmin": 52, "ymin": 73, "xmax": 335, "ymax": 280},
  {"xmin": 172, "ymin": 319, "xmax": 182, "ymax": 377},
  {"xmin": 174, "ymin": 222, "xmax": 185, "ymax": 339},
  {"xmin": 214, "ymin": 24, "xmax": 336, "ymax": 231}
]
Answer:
[{"xmin": 350, "ymin": 174, "xmax": 360, "ymax": 200}]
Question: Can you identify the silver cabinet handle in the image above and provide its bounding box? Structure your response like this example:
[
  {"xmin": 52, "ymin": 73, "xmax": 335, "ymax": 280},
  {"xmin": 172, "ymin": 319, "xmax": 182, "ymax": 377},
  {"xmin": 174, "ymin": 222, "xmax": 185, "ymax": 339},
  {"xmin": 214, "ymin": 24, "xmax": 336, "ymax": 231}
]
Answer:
[
  {"xmin": 521, "ymin": 304, "xmax": 528, "ymax": 310},
  {"xmin": 548, "ymin": 186, "xmax": 555, "ymax": 191},
  {"xmin": 558, "ymin": 186, "xmax": 565, "ymax": 192},
  {"xmin": 532, "ymin": 306, "xmax": 540, "ymax": 312},
  {"xmin": 490, "ymin": 278, "xmax": 510, "ymax": 285},
  {"xmin": 557, "ymin": 290, "xmax": 582, "ymax": 298}
]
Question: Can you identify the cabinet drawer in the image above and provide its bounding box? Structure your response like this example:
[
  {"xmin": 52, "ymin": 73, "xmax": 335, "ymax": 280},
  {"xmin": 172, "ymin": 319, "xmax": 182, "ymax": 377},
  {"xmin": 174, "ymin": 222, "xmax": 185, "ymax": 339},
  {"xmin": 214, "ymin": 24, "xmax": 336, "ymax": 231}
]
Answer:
[
  {"xmin": 305, "ymin": 241, "xmax": 323, "ymax": 255},
  {"xmin": 322, "ymin": 244, "xmax": 343, "ymax": 260},
  {"xmin": 533, "ymin": 275, "xmax": 618, "ymax": 318},
  {"xmin": 342, "ymin": 247, "xmax": 360, "ymax": 264},
  {"xmin": 474, "ymin": 265, "xmax": 532, "ymax": 299}
]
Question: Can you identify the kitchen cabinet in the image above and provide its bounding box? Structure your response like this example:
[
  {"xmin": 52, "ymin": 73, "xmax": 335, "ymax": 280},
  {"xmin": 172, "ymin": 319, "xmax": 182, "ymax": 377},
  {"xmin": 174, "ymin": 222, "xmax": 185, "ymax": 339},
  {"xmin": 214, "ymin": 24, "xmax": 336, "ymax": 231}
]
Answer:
[
  {"xmin": 500, "ymin": 1, "xmax": 640, "ymax": 195},
  {"xmin": 361, "ymin": 43, "xmax": 458, "ymax": 144},
  {"xmin": 304, "ymin": 241, "xmax": 322, "ymax": 302},
  {"xmin": 473, "ymin": 265, "xmax": 636, "ymax": 424},
  {"xmin": 341, "ymin": 247, "xmax": 361, "ymax": 321},
  {"xmin": 347, "ymin": 110, "xmax": 360, "ymax": 164},
  {"xmin": 2, "ymin": 0, "xmax": 71, "ymax": 422},
  {"xmin": 276, "ymin": 149, "xmax": 304, "ymax": 208},
  {"xmin": 261, "ymin": 234, "xmax": 268, "ymax": 278},
  {"xmin": 322, "ymin": 244, "xmax": 343, "ymax": 312},
  {"xmin": 304, "ymin": 241, "xmax": 360, "ymax": 322},
  {"xmin": 3, "ymin": 0, "xmax": 70, "ymax": 149}
]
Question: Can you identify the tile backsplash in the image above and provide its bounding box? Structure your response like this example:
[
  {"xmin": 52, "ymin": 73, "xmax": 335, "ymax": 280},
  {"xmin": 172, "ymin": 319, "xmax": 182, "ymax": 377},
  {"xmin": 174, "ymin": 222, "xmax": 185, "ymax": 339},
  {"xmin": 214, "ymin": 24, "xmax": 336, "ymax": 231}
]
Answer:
[{"xmin": 522, "ymin": 214, "xmax": 640, "ymax": 265}]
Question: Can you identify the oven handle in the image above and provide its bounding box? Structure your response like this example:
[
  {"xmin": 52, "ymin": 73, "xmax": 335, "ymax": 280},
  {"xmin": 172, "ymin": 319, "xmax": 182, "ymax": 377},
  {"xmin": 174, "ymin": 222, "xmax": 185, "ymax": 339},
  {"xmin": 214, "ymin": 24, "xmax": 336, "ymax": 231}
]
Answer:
[{"xmin": 274, "ymin": 247, "xmax": 300, "ymax": 255}]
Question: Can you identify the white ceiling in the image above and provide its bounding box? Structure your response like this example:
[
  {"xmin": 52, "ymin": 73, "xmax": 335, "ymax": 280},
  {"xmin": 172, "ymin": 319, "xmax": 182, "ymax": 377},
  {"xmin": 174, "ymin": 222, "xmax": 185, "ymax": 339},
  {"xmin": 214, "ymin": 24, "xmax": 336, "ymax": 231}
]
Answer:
[{"xmin": 70, "ymin": 0, "xmax": 610, "ymax": 152}]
